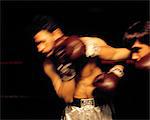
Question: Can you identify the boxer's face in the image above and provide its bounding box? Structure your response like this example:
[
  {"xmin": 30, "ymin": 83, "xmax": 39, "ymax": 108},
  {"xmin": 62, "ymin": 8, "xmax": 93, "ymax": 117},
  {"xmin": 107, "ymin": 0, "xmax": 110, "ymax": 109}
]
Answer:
[
  {"xmin": 34, "ymin": 30, "xmax": 55, "ymax": 54},
  {"xmin": 51, "ymin": 28, "xmax": 64, "ymax": 40},
  {"xmin": 131, "ymin": 39, "xmax": 150, "ymax": 61}
]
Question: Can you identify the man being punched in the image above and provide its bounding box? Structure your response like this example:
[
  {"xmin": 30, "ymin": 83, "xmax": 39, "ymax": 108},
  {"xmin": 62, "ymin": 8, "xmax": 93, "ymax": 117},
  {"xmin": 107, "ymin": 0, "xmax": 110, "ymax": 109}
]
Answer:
[{"xmin": 33, "ymin": 16, "xmax": 130, "ymax": 120}]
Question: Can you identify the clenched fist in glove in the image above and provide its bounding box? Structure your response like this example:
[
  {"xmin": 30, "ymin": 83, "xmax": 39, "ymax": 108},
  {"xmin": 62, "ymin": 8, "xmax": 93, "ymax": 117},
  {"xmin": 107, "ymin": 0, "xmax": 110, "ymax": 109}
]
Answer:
[
  {"xmin": 135, "ymin": 53, "xmax": 150, "ymax": 70},
  {"xmin": 54, "ymin": 35, "xmax": 86, "ymax": 60},
  {"xmin": 93, "ymin": 65, "xmax": 124, "ymax": 91},
  {"xmin": 51, "ymin": 35, "xmax": 86, "ymax": 81}
]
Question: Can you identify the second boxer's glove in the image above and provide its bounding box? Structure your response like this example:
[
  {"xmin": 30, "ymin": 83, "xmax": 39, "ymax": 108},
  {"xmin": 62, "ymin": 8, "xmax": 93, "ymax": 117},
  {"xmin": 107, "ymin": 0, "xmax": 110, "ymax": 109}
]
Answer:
[
  {"xmin": 135, "ymin": 53, "xmax": 150, "ymax": 70},
  {"xmin": 126, "ymin": 47, "xmax": 150, "ymax": 69}
]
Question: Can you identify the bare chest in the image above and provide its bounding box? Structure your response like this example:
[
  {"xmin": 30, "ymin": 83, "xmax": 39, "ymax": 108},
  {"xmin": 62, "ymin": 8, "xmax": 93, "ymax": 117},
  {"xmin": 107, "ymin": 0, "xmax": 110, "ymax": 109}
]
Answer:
[{"xmin": 74, "ymin": 64, "xmax": 102, "ymax": 98}]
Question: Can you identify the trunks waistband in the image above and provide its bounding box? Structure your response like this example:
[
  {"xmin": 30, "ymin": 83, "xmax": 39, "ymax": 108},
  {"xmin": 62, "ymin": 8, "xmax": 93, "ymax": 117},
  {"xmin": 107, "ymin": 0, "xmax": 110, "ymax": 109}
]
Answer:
[{"xmin": 70, "ymin": 98, "xmax": 99, "ymax": 107}]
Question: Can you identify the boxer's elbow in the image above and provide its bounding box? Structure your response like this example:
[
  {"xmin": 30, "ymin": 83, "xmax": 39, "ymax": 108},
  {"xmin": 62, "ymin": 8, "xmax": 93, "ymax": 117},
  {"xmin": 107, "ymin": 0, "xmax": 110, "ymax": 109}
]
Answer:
[
  {"xmin": 63, "ymin": 96, "xmax": 73, "ymax": 103},
  {"xmin": 57, "ymin": 90, "xmax": 73, "ymax": 103}
]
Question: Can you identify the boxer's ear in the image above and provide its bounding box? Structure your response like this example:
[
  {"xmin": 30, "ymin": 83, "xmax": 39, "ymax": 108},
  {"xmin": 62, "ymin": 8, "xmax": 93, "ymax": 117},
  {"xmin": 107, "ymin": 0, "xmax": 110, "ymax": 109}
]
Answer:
[{"xmin": 52, "ymin": 28, "xmax": 64, "ymax": 40}]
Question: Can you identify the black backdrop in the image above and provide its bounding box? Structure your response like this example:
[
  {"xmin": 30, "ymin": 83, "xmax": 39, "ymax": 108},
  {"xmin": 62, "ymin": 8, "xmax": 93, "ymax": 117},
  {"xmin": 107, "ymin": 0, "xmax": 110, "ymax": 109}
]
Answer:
[{"xmin": 1, "ymin": 1, "xmax": 149, "ymax": 119}]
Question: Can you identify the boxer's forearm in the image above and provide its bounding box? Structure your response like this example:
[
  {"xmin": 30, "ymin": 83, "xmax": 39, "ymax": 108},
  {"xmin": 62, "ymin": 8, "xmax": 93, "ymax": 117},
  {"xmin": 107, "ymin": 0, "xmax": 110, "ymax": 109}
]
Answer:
[
  {"xmin": 43, "ymin": 60, "xmax": 75, "ymax": 102},
  {"xmin": 50, "ymin": 71, "xmax": 75, "ymax": 103},
  {"xmin": 99, "ymin": 47, "xmax": 131, "ymax": 61},
  {"xmin": 43, "ymin": 61, "xmax": 62, "ymax": 94},
  {"xmin": 111, "ymin": 48, "xmax": 131, "ymax": 60},
  {"xmin": 59, "ymin": 80, "xmax": 75, "ymax": 103},
  {"xmin": 80, "ymin": 37, "xmax": 131, "ymax": 60}
]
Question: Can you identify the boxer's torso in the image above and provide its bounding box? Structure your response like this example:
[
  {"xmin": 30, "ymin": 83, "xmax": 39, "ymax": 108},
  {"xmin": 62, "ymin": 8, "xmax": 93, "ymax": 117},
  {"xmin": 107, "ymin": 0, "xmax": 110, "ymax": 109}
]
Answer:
[{"xmin": 74, "ymin": 62, "xmax": 102, "ymax": 99}]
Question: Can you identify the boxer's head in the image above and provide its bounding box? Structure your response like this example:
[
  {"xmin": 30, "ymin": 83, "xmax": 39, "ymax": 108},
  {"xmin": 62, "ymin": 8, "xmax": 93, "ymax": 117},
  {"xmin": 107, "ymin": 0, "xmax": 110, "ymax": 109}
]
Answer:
[
  {"xmin": 123, "ymin": 20, "xmax": 150, "ymax": 61},
  {"xmin": 33, "ymin": 15, "xmax": 64, "ymax": 40},
  {"xmin": 32, "ymin": 15, "xmax": 64, "ymax": 54}
]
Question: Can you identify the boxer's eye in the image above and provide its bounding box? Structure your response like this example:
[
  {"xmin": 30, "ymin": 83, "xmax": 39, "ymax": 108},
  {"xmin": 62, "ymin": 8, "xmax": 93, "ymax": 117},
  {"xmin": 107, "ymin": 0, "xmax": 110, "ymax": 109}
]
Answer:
[{"xmin": 126, "ymin": 37, "xmax": 137, "ymax": 48}]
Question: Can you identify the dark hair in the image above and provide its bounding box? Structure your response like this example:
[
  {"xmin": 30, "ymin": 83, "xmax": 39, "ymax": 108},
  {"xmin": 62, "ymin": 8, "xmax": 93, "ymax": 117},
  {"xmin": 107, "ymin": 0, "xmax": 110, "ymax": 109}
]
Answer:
[
  {"xmin": 127, "ymin": 21, "xmax": 149, "ymax": 34},
  {"xmin": 123, "ymin": 20, "xmax": 150, "ymax": 47},
  {"xmin": 31, "ymin": 15, "xmax": 59, "ymax": 36}
]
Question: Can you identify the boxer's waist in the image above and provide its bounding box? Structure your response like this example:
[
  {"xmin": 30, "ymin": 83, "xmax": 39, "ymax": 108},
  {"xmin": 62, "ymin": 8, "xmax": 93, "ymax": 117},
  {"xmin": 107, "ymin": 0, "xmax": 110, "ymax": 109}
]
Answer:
[{"xmin": 69, "ymin": 98, "xmax": 99, "ymax": 107}]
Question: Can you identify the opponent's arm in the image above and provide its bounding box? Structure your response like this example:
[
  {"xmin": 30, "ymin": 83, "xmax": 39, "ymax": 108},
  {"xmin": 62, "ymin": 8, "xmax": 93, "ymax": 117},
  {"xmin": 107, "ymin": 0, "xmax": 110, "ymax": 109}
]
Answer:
[
  {"xmin": 80, "ymin": 37, "xmax": 131, "ymax": 61},
  {"xmin": 43, "ymin": 59, "xmax": 75, "ymax": 103},
  {"xmin": 99, "ymin": 46, "xmax": 131, "ymax": 61}
]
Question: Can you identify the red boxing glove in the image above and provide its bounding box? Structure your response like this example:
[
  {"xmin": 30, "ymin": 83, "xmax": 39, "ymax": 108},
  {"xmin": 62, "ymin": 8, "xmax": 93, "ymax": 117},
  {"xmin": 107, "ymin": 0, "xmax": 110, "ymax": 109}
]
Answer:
[
  {"xmin": 135, "ymin": 53, "xmax": 150, "ymax": 70},
  {"xmin": 53, "ymin": 35, "xmax": 86, "ymax": 60},
  {"xmin": 93, "ymin": 65, "xmax": 124, "ymax": 91},
  {"xmin": 50, "ymin": 35, "xmax": 86, "ymax": 81},
  {"xmin": 93, "ymin": 72, "xmax": 120, "ymax": 91},
  {"xmin": 65, "ymin": 35, "xmax": 86, "ymax": 60}
]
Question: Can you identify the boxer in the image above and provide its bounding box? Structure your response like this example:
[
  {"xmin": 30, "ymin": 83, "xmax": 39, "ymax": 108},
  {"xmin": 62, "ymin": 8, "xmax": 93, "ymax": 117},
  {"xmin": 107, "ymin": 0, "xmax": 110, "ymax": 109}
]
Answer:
[
  {"xmin": 33, "ymin": 15, "xmax": 132, "ymax": 120},
  {"xmin": 123, "ymin": 20, "xmax": 150, "ymax": 70},
  {"xmin": 94, "ymin": 21, "xmax": 150, "ymax": 94}
]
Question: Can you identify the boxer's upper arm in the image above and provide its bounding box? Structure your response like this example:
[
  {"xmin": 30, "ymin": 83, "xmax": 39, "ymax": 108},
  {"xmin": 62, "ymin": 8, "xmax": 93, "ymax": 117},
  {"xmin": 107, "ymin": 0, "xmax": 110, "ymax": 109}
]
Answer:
[{"xmin": 99, "ymin": 46, "xmax": 131, "ymax": 60}]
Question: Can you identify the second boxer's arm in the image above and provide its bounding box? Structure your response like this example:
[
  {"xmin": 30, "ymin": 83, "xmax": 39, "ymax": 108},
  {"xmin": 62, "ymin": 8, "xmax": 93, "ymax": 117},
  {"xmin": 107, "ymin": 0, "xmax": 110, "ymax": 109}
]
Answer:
[
  {"xmin": 99, "ymin": 46, "xmax": 131, "ymax": 61},
  {"xmin": 43, "ymin": 59, "xmax": 75, "ymax": 103},
  {"xmin": 80, "ymin": 37, "xmax": 131, "ymax": 61}
]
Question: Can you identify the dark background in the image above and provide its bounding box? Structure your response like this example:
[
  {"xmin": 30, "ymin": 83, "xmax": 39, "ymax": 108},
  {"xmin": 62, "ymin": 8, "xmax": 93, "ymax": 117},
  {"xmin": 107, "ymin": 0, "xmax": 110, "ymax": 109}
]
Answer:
[{"xmin": 1, "ymin": 1, "xmax": 149, "ymax": 119}]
